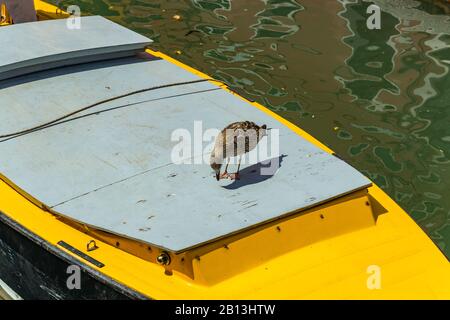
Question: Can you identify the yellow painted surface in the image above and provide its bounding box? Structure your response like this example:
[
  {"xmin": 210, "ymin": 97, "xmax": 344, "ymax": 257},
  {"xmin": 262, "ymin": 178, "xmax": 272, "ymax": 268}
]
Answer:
[
  {"xmin": 34, "ymin": 0, "xmax": 69, "ymax": 20},
  {"xmin": 0, "ymin": 4, "xmax": 11, "ymax": 25},
  {"xmin": 0, "ymin": 0, "xmax": 448, "ymax": 299}
]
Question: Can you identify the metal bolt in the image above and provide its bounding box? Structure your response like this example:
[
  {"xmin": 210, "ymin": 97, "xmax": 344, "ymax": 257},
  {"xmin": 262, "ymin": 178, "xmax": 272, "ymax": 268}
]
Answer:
[{"xmin": 157, "ymin": 252, "xmax": 171, "ymax": 265}]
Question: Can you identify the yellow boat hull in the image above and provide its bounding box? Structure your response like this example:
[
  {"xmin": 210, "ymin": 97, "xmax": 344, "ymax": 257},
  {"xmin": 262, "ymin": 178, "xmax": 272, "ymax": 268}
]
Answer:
[{"xmin": 0, "ymin": 0, "xmax": 448, "ymax": 299}]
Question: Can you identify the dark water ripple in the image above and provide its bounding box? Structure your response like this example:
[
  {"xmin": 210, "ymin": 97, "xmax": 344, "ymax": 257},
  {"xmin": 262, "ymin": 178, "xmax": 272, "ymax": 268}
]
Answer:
[{"xmin": 51, "ymin": 0, "xmax": 450, "ymax": 258}]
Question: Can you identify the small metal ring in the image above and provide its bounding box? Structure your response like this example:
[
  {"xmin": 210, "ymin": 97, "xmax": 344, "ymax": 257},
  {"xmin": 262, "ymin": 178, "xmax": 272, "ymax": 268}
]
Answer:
[{"xmin": 87, "ymin": 240, "xmax": 98, "ymax": 252}]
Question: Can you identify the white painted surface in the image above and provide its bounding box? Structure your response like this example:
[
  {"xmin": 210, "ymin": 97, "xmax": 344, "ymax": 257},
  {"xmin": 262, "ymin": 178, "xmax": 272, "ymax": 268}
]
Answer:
[
  {"xmin": 0, "ymin": 57, "xmax": 370, "ymax": 252},
  {"xmin": 0, "ymin": 16, "xmax": 152, "ymax": 80}
]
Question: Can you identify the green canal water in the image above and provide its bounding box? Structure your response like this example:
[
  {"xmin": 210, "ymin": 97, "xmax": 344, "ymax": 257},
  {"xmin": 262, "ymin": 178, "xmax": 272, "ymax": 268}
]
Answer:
[{"xmin": 51, "ymin": 0, "xmax": 450, "ymax": 258}]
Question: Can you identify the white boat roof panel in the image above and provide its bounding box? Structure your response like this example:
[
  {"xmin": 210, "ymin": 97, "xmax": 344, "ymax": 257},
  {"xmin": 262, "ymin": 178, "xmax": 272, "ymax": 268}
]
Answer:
[
  {"xmin": 0, "ymin": 55, "xmax": 371, "ymax": 252},
  {"xmin": 0, "ymin": 16, "xmax": 152, "ymax": 80}
]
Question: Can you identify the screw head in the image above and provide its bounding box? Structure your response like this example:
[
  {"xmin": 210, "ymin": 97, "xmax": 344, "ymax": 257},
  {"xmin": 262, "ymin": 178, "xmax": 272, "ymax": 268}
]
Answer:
[{"xmin": 157, "ymin": 252, "xmax": 171, "ymax": 265}]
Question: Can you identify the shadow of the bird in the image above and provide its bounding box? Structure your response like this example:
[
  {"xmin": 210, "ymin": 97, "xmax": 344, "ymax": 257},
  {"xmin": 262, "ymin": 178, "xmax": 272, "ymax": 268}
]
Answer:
[{"xmin": 223, "ymin": 154, "xmax": 287, "ymax": 190}]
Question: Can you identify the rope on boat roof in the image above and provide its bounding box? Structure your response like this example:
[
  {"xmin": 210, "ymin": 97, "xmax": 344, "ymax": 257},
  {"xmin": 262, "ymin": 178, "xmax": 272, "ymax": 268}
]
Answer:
[{"xmin": 0, "ymin": 78, "xmax": 226, "ymax": 141}]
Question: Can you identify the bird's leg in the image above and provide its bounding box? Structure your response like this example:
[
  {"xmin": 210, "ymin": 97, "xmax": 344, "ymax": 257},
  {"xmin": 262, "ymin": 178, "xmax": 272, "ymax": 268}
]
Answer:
[
  {"xmin": 236, "ymin": 156, "xmax": 242, "ymax": 180},
  {"xmin": 230, "ymin": 156, "xmax": 242, "ymax": 180},
  {"xmin": 220, "ymin": 158, "xmax": 230, "ymax": 179},
  {"xmin": 224, "ymin": 158, "xmax": 230, "ymax": 174}
]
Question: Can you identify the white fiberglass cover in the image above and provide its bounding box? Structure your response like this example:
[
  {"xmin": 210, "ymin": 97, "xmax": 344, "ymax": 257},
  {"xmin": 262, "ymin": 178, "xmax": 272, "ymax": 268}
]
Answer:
[
  {"xmin": 0, "ymin": 55, "xmax": 370, "ymax": 252},
  {"xmin": 0, "ymin": 15, "xmax": 152, "ymax": 80}
]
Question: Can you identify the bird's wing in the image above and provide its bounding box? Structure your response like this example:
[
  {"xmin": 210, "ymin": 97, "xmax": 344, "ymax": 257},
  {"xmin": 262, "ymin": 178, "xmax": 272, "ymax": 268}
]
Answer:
[{"xmin": 220, "ymin": 122, "xmax": 263, "ymax": 157}]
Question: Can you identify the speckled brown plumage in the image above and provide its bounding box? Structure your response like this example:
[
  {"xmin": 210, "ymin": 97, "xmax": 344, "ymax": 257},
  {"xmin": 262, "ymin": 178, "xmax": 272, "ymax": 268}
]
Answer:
[{"xmin": 210, "ymin": 121, "xmax": 267, "ymax": 180}]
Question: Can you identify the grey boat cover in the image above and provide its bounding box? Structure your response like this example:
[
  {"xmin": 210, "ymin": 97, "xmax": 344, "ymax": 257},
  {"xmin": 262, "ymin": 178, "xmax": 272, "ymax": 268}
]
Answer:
[
  {"xmin": 0, "ymin": 15, "xmax": 152, "ymax": 80},
  {"xmin": 0, "ymin": 17, "xmax": 371, "ymax": 252}
]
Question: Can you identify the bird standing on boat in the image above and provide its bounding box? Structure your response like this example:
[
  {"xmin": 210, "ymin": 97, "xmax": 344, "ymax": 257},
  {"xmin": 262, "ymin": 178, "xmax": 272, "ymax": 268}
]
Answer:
[{"xmin": 210, "ymin": 121, "xmax": 267, "ymax": 180}]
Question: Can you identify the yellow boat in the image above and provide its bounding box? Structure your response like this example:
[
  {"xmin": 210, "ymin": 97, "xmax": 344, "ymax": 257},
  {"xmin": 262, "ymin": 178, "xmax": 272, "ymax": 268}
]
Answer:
[{"xmin": 0, "ymin": 0, "xmax": 448, "ymax": 300}]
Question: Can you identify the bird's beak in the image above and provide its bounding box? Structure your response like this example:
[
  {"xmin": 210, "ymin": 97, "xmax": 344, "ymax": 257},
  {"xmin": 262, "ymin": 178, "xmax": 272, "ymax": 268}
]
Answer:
[{"xmin": 216, "ymin": 172, "xmax": 220, "ymax": 181}]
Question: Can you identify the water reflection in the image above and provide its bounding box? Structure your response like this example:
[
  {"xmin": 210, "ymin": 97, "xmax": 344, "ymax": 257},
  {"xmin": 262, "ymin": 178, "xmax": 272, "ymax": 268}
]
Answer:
[{"xmin": 52, "ymin": 0, "xmax": 450, "ymax": 257}]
